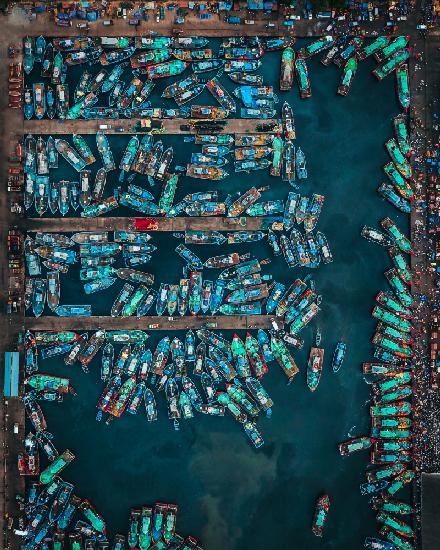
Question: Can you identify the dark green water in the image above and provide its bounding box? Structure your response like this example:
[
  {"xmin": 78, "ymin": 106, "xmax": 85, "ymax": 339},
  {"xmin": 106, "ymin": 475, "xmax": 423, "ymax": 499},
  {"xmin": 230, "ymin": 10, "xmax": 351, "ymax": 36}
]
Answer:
[{"xmin": 29, "ymin": 41, "xmax": 409, "ymax": 548}]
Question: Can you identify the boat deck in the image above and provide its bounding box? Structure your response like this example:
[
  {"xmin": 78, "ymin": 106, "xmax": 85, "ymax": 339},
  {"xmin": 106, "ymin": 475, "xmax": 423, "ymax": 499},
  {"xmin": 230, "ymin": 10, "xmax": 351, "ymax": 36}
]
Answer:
[
  {"xmin": 24, "ymin": 315, "xmax": 283, "ymax": 331},
  {"xmin": 22, "ymin": 216, "xmax": 272, "ymax": 232}
]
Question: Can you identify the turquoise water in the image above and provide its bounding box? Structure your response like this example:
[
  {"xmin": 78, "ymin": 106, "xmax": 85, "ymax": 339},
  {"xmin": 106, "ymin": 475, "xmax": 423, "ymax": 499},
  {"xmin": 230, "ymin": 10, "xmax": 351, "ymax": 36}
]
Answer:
[{"xmin": 29, "ymin": 41, "xmax": 409, "ymax": 548}]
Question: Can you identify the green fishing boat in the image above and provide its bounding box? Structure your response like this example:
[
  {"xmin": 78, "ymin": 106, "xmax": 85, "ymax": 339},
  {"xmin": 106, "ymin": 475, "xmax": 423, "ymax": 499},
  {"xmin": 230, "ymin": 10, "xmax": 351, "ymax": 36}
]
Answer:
[
  {"xmin": 226, "ymin": 384, "xmax": 259, "ymax": 417},
  {"xmin": 298, "ymin": 36, "xmax": 334, "ymax": 59},
  {"xmin": 393, "ymin": 114, "xmax": 411, "ymax": 156},
  {"xmin": 385, "ymin": 139, "xmax": 412, "ymax": 179},
  {"xmin": 375, "ymin": 36, "xmax": 410, "ymax": 63},
  {"xmin": 107, "ymin": 375, "xmax": 136, "ymax": 417},
  {"xmin": 384, "ymin": 269, "xmax": 413, "ymax": 307},
  {"xmin": 396, "ymin": 65, "xmax": 410, "ymax": 110},
  {"xmin": 80, "ymin": 499, "xmax": 106, "ymax": 534},
  {"xmin": 158, "ymin": 173, "xmax": 179, "ymax": 213},
  {"xmin": 372, "ymin": 305, "xmax": 412, "ymax": 332},
  {"xmin": 373, "ymin": 50, "xmax": 410, "ymax": 80},
  {"xmin": 380, "ymin": 218, "xmax": 412, "ymax": 254},
  {"xmin": 383, "ymin": 161, "xmax": 413, "ymax": 200},
  {"xmin": 270, "ymin": 336, "xmax": 299, "ymax": 383},
  {"xmin": 388, "ymin": 247, "xmax": 412, "ymax": 284},
  {"xmin": 25, "ymin": 374, "xmax": 71, "ymax": 393},
  {"xmin": 122, "ymin": 285, "xmax": 150, "ymax": 317},
  {"xmin": 337, "ymin": 57, "xmax": 357, "ymax": 96},
  {"xmin": 357, "ymin": 36, "xmax": 390, "ymax": 60},
  {"xmin": 231, "ymin": 334, "xmax": 251, "ymax": 378},
  {"xmin": 35, "ymin": 331, "xmax": 77, "ymax": 344},
  {"xmin": 40, "ymin": 449, "xmax": 75, "ymax": 484},
  {"xmin": 245, "ymin": 333, "xmax": 268, "ymax": 378}
]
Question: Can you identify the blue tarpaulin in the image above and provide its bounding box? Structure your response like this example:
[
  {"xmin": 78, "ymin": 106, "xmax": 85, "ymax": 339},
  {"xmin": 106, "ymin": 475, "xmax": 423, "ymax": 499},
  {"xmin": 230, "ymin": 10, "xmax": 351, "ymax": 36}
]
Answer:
[
  {"xmin": 87, "ymin": 11, "xmax": 98, "ymax": 21},
  {"xmin": 3, "ymin": 352, "xmax": 19, "ymax": 397},
  {"xmin": 248, "ymin": 0, "xmax": 264, "ymax": 8}
]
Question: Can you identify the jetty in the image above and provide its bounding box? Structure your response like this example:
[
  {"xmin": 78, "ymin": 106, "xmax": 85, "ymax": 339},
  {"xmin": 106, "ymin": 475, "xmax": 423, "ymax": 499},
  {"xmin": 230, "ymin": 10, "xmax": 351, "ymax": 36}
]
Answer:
[
  {"xmin": 22, "ymin": 118, "xmax": 279, "ymax": 135},
  {"xmin": 24, "ymin": 315, "xmax": 284, "ymax": 331},
  {"xmin": 22, "ymin": 216, "xmax": 273, "ymax": 233}
]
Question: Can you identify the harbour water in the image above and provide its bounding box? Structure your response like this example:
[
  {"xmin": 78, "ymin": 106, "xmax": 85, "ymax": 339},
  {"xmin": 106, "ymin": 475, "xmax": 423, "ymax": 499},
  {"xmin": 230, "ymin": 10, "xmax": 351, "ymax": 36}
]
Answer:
[{"xmin": 27, "ymin": 42, "xmax": 408, "ymax": 548}]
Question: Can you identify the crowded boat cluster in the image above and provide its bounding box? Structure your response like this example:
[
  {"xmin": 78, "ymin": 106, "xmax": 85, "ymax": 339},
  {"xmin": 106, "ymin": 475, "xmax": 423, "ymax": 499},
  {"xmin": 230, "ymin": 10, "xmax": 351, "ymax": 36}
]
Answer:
[
  {"xmin": 335, "ymin": 91, "xmax": 416, "ymax": 549},
  {"xmin": 17, "ymin": 425, "xmax": 202, "ymax": 550},
  {"xmin": 12, "ymin": 27, "xmax": 421, "ymax": 550},
  {"xmin": 19, "ymin": 34, "xmax": 411, "ymax": 123},
  {"xmin": 22, "ymin": 124, "xmax": 310, "ymax": 219}
]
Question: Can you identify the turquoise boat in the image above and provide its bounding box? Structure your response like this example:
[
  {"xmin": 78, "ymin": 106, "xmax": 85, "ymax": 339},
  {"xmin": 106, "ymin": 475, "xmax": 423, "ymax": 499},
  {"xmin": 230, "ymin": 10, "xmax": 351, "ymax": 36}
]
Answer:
[
  {"xmin": 96, "ymin": 132, "xmax": 116, "ymax": 171},
  {"xmin": 55, "ymin": 305, "xmax": 92, "ymax": 316}
]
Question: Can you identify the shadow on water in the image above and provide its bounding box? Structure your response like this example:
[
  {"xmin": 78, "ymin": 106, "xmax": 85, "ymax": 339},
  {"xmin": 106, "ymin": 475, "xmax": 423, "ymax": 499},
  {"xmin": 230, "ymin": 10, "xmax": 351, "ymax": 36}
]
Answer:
[{"xmin": 31, "ymin": 39, "xmax": 407, "ymax": 549}]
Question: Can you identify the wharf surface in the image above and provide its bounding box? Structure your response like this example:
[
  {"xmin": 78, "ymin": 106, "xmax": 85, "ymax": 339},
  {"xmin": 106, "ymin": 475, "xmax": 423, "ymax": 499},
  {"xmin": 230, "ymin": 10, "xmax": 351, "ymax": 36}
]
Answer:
[
  {"xmin": 22, "ymin": 216, "xmax": 271, "ymax": 233},
  {"xmin": 22, "ymin": 118, "xmax": 278, "ymax": 135},
  {"xmin": 24, "ymin": 315, "xmax": 283, "ymax": 331}
]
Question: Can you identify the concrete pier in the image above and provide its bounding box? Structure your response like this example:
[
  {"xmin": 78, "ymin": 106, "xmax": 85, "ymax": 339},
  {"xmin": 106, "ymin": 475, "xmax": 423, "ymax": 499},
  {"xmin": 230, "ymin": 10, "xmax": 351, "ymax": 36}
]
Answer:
[
  {"xmin": 23, "ymin": 118, "xmax": 280, "ymax": 135},
  {"xmin": 22, "ymin": 216, "xmax": 272, "ymax": 233},
  {"xmin": 24, "ymin": 315, "xmax": 283, "ymax": 331}
]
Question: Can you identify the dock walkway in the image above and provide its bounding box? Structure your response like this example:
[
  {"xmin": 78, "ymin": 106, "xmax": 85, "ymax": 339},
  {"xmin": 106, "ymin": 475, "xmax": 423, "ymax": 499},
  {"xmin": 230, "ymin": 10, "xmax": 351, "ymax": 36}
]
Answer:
[
  {"xmin": 23, "ymin": 118, "xmax": 278, "ymax": 135},
  {"xmin": 24, "ymin": 315, "xmax": 283, "ymax": 331},
  {"xmin": 22, "ymin": 216, "xmax": 271, "ymax": 233}
]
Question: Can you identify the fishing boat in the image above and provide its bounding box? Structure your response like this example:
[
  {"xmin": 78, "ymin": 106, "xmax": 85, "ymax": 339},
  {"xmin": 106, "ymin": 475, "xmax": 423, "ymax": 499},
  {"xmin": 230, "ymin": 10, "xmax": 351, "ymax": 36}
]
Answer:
[
  {"xmin": 312, "ymin": 495, "xmax": 330, "ymax": 537},
  {"xmin": 73, "ymin": 135, "xmax": 96, "ymax": 165},
  {"xmin": 337, "ymin": 57, "xmax": 358, "ymax": 96},
  {"xmin": 51, "ymin": 52, "xmax": 63, "ymax": 85},
  {"xmin": 295, "ymin": 147, "xmax": 307, "ymax": 179},
  {"xmin": 298, "ymin": 36, "xmax": 334, "ymax": 59},
  {"xmin": 34, "ymin": 176, "xmax": 49, "ymax": 217},
  {"xmin": 378, "ymin": 182, "xmax": 411, "ymax": 214},
  {"xmin": 33, "ymin": 83, "xmax": 46, "ymax": 119},
  {"xmin": 380, "ymin": 217, "xmax": 412, "ymax": 254},
  {"xmin": 358, "ymin": 36, "xmax": 390, "ymax": 61},
  {"xmin": 24, "ymin": 87, "xmax": 34, "ymax": 120},
  {"xmin": 36, "ymin": 137, "xmax": 49, "ymax": 175},
  {"xmin": 304, "ymin": 194, "xmax": 324, "ymax": 233},
  {"xmin": 224, "ymin": 60, "xmax": 261, "ymax": 73},
  {"xmin": 46, "ymin": 271, "xmax": 60, "ymax": 311},
  {"xmin": 383, "ymin": 161, "xmax": 413, "ymax": 200},
  {"xmin": 294, "ymin": 58, "xmax": 312, "ymax": 99},
  {"xmin": 146, "ymin": 60, "xmax": 189, "ymax": 80},
  {"xmin": 260, "ymin": 36, "xmax": 294, "ymax": 51},
  {"xmin": 235, "ymin": 159, "xmax": 271, "ymax": 172},
  {"xmin": 75, "ymin": 70, "xmax": 92, "ymax": 102},
  {"xmin": 53, "ymin": 37, "xmax": 95, "ymax": 51},
  {"xmin": 339, "ymin": 436, "xmax": 373, "ymax": 456},
  {"xmin": 56, "ymin": 84, "xmax": 69, "ymax": 119},
  {"xmin": 361, "ymin": 226, "xmax": 393, "ymax": 247},
  {"xmin": 282, "ymin": 102, "xmax": 296, "ymax": 141},
  {"xmin": 307, "ymin": 347, "xmax": 324, "ymax": 391},
  {"xmin": 375, "ymin": 36, "xmax": 410, "ymax": 63},
  {"xmin": 100, "ymin": 46, "xmax": 135, "ymax": 65},
  {"xmin": 373, "ymin": 50, "xmax": 411, "ymax": 81},
  {"xmin": 47, "ymin": 136, "xmax": 58, "ymax": 169},
  {"xmin": 396, "ymin": 65, "xmax": 410, "ymax": 111},
  {"xmin": 186, "ymin": 164, "xmax": 228, "ymax": 180},
  {"xmin": 55, "ymin": 140, "xmax": 86, "ymax": 172},
  {"xmin": 228, "ymin": 72, "xmax": 263, "ymax": 86},
  {"xmin": 23, "ymin": 36, "xmax": 35, "ymax": 75},
  {"xmin": 332, "ymin": 342, "xmax": 346, "ymax": 373},
  {"xmin": 271, "ymin": 337, "xmax": 299, "ymax": 382},
  {"xmin": 96, "ymin": 132, "xmax": 115, "ymax": 171},
  {"xmin": 280, "ymin": 47, "xmax": 294, "ymax": 91},
  {"xmin": 207, "ymin": 78, "xmax": 236, "ymax": 111},
  {"xmin": 193, "ymin": 59, "xmax": 224, "ymax": 73}
]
